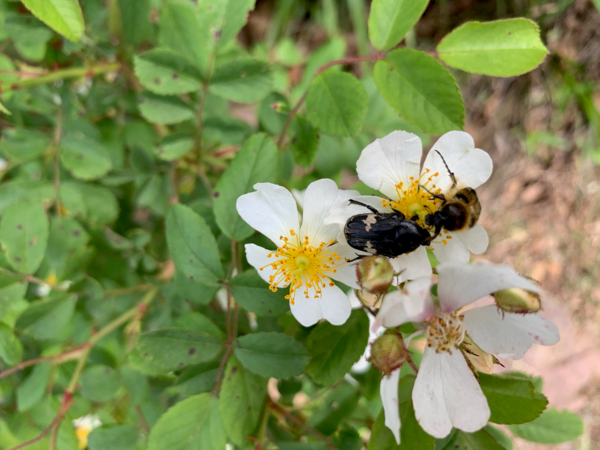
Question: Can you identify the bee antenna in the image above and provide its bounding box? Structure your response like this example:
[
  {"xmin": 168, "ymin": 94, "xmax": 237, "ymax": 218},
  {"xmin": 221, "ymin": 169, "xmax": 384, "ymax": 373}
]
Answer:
[
  {"xmin": 418, "ymin": 183, "xmax": 445, "ymax": 202},
  {"xmin": 434, "ymin": 150, "xmax": 457, "ymax": 188}
]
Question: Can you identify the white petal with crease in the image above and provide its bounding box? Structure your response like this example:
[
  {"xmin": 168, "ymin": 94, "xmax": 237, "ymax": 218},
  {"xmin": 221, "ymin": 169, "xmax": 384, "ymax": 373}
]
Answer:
[
  {"xmin": 422, "ymin": 131, "xmax": 493, "ymax": 193},
  {"xmin": 392, "ymin": 247, "xmax": 433, "ymax": 283},
  {"xmin": 413, "ymin": 348, "xmax": 490, "ymax": 439},
  {"xmin": 290, "ymin": 293, "xmax": 323, "ymax": 327},
  {"xmin": 373, "ymin": 277, "xmax": 435, "ymax": 331},
  {"xmin": 356, "ymin": 131, "xmax": 422, "ymax": 199},
  {"xmin": 245, "ymin": 244, "xmax": 289, "ymax": 288},
  {"xmin": 455, "ymin": 225, "xmax": 489, "ymax": 255},
  {"xmin": 236, "ymin": 183, "xmax": 300, "ymax": 246},
  {"xmin": 381, "ymin": 368, "xmax": 401, "ymax": 444},
  {"xmin": 326, "ymin": 242, "xmax": 360, "ymax": 289},
  {"xmin": 301, "ymin": 179, "xmax": 352, "ymax": 245},
  {"xmin": 437, "ymin": 262, "xmax": 542, "ymax": 313},
  {"xmin": 463, "ymin": 306, "xmax": 560, "ymax": 359},
  {"xmin": 430, "ymin": 233, "xmax": 470, "ymax": 264},
  {"xmin": 318, "ymin": 284, "xmax": 352, "ymax": 326},
  {"xmin": 324, "ymin": 195, "xmax": 390, "ymax": 227}
]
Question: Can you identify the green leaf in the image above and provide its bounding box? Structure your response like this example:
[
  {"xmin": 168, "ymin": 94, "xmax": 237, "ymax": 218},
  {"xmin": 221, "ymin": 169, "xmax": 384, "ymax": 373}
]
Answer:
[
  {"xmin": 373, "ymin": 48, "xmax": 464, "ymax": 135},
  {"xmin": 130, "ymin": 328, "xmax": 223, "ymax": 376},
  {"xmin": 21, "ymin": 0, "xmax": 84, "ymax": 42},
  {"xmin": 0, "ymin": 273, "xmax": 27, "ymax": 320},
  {"xmin": 60, "ymin": 182, "xmax": 119, "ymax": 228},
  {"xmin": 167, "ymin": 204, "xmax": 224, "ymax": 286},
  {"xmin": 437, "ymin": 19, "xmax": 548, "ymax": 77},
  {"xmin": 0, "ymin": 201, "xmax": 49, "ymax": 274},
  {"xmin": 219, "ymin": 355, "xmax": 267, "ymax": 447},
  {"xmin": 508, "ymin": 409, "xmax": 584, "ymax": 444},
  {"xmin": 229, "ymin": 270, "xmax": 290, "ymax": 316},
  {"xmin": 44, "ymin": 216, "xmax": 90, "ymax": 279},
  {"xmin": 310, "ymin": 383, "xmax": 359, "ymax": 435},
  {"xmin": 306, "ymin": 70, "xmax": 368, "ymax": 137},
  {"xmin": 138, "ymin": 92, "xmax": 195, "ymax": 125},
  {"xmin": 368, "ymin": 0, "xmax": 429, "ymax": 51},
  {"xmin": 212, "ymin": 0, "xmax": 256, "ymax": 50},
  {"xmin": 484, "ymin": 426, "xmax": 513, "ymax": 450},
  {"xmin": 4, "ymin": 13, "xmax": 52, "ymax": 62},
  {"xmin": 209, "ymin": 59, "xmax": 273, "ymax": 104},
  {"xmin": 88, "ymin": 425, "xmax": 139, "ymax": 450},
  {"xmin": 15, "ymin": 293, "xmax": 76, "ymax": 340},
  {"xmin": 291, "ymin": 115, "xmax": 319, "ymax": 168},
  {"xmin": 305, "ymin": 309, "xmax": 369, "ymax": 385},
  {"xmin": 213, "ymin": 134, "xmax": 279, "ymax": 241},
  {"xmin": 17, "ymin": 363, "xmax": 51, "ymax": 411},
  {"xmin": 80, "ymin": 365, "xmax": 122, "ymax": 402},
  {"xmin": 258, "ymin": 92, "xmax": 289, "ymax": 136},
  {"xmin": 134, "ymin": 49, "xmax": 203, "ymax": 95},
  {"xmin": 172, "ymin": 312, "xmax": 225, "ymax": 339},
  {"xmin": 169, "ymin": 362, "xmax": 220, "ymax": 398},
  {"xmin": 0, "ymin": 322, "xmax": 22, "ymax": 366},
  {"xmin": 479, "ymin": 373, "xmax": 548, "ymax": 424},
  {"xmin": 437, "ymin": 429, "xmax": 506, "ymax": 450},
  {"xmin": 203, "ymin": 117, "xmax": 253, "ymax": 145},
  {"xmin": 60, "ymin": 135, "xmax": 113, "ymax": 181},
  {"xmin": 0, "ymin": 128, "xmax": 50, "ymax": 164},
  {"xmin": 116, "ymin": 0, "xmax": 151, "ymax": 47},
  {"xmin": 159, "ymin": 0, "xmax": 210, "ymax": 76},
  {"xmin": 233, "ymin": 332, "xmax": 310, "ymax": 379},
  {"xmin": 156, "ymin": 133, "xmax": 194, "ymax": 161},
  {"xmin": 148, "ymin": 393, "xmax": 226, "ymax": 450}
]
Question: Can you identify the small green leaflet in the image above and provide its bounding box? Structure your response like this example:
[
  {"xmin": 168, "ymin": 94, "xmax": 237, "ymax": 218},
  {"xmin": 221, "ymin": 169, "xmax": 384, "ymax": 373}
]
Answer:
[
  {"xmin": 21, "ymin": 0, "xmax": 85, "ymax": 42},
  {"xmin": 134, "ymin": 48, "xmax": 203, "ymax": 95},
  {"xmin": 209, "ymin": 59, "xmax": 273, "ymax": 104},
  {"xmin": 508, "ymin": 408, "xmax": 584, "ymax": 444},
  {"xmin": 368, "ymin": 0, "xmax": 429, "ymax": 51},
  {"xmin": 437, "ymin": 19, "xmax": 548, "ymax": 77}
]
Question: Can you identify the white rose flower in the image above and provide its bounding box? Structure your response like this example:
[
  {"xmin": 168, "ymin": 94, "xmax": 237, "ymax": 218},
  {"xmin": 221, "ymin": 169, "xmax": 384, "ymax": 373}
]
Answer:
[
  {"xmin": 236, "ymin": 179, "xmax": 363, "ymax": 327},
  {"xmin": 325, "ymin": 130, "xmax": 493, "ymax": 282},
  {"xmin": 374, "ymin": 262, "xmax": 560, "ymax": 441},
  {"xmin": 72, "ymin": 414, "xmax": 101, "ymax": 449}
]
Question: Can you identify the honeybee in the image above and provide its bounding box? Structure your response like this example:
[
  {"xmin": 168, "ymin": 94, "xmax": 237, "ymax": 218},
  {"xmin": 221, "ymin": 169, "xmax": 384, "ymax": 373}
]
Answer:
[{"xmin": 422, "ymin": 151, "xmax": 483, "ymax": 240}]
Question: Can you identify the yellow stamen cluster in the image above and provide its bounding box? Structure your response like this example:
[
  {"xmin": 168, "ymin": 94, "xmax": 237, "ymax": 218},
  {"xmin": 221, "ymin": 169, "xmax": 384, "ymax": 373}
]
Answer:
[
  {"xmin": 382, "ymin": 168, "xmax": 441, "ymax": 227},
  {"xmin": 260, "ymin": 230, "xmax": 343, "ymax": 305},
  {"xmin": 426, "ymin": 312, "xmax": 465, "ymax": 354}
]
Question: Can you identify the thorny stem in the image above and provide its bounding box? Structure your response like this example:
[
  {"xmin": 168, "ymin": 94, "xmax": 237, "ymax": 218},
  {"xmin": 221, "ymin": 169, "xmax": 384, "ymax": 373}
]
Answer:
[
  {"xmin": 407, "ymin": 356, "xmax": 419, "ymax": 375},
  {"xmin": 6, "ymin": 288, "xmax": 158, "ymax": 450},
  {"xmin": 0, "ymin": 343, "xmax": 89, "ymax": 380},
  {"xmin": 52, "ymin": 110, "xmax": 63, "ymax": 216},
  {"xmin": 276, "ymin": 53, "xmax": 385, "ymax": 149},
  {"xmin": 268, "ymin": 398, "xmax": 336, "ymax": 449},
  {"xmin": 1, "ymin": 62, "xmax": 120, "ymax": 92}
]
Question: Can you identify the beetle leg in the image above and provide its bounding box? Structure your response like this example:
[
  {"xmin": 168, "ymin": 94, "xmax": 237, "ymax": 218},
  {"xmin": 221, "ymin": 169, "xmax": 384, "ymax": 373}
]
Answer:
[
  {"xmin": 346, "ymin": 253, "xmax": 366, "ymax": 263},
  {"xmin": 348, "ymin": 199, "xmax": 380, "ymax": 214}
]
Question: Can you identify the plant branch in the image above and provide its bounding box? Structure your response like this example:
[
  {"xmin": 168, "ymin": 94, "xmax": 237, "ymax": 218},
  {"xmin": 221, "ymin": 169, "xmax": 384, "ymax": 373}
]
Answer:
[
  {"xmin": 212, "ymin": 345, "xmax": 233, "ymax": 397},
  {"xmin": 276, "ymin": 53, "xmax": 385, "ymax": 149},
  {"xmin": 0, "ymin": 267, "xmax": 67, "ymax": 292},
  {"xmin": 0, "ymin": 343, "xmax": 89, "ymax": 380},
  {"xmin": 268, "ymin": 398, "xmax": 335, "ymax": 449},
  {"xmin": 3, "ymin": 62, "xmax": 120, "ymax": 92},
  {"xmin": 52, "ymin": 109, "xmax": 63, "ymax": 216}
]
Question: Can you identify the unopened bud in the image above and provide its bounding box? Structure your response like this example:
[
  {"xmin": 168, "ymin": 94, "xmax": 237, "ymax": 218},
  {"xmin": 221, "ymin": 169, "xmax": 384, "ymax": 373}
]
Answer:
[
  {"xmin": 369, "ymin": 331, "xmax": 408, "ymax": 376},
  {"xmin": 492, "ymin": 287, "xmax": 541, "ymax": 314},
  {"xmin": 461, "ymin": 335, "xmax": 495, "ymax": 375},
  {"xmin": 356, "ymin": 255, "xmax": 394, "ymax": 296},
  {"xmin": 355, "ymin": 289, "xmax": 382, "ymax": 308}
]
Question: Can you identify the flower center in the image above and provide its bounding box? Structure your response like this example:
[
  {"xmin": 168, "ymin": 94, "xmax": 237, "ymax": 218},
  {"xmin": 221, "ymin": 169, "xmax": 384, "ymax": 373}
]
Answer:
[
  {"xmin": 381, "ymin": 168, "xmax": 441, "ymax": 228},
  {"xmin": 426, "ymin": 312, "xmax": 465, "ymax": 354},
  {"xmin": 260, "ymin": 230, "xmax": 343, "ymax": 305}
]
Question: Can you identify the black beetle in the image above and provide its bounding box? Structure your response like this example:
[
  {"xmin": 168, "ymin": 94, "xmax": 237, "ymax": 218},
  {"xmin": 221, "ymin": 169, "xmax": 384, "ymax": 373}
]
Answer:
[{"xmin": 344, "ymin": 199, "xmax": 433, "ymax": 259}]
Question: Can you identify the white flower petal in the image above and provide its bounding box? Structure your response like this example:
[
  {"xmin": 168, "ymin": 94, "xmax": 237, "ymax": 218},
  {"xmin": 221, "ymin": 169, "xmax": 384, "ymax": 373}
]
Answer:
[
  {"xmin": 430, "ymin": 234, "xmax": 470, "ymax": 264},
  {"xmin": 381, "ymin": 368, "xmax": 401, "ymax": 444},
  {"xmin": 300, "ymin": 179, "xmax": 352, "ymax": 245},
  {"xmin": 326, "ymin": 242, "xmax": 360, "ymax": 289},
  {"xmin": 236, "ymin": 183, "xmax": 300, "ymax": 246},
  {"xmin": 422, "ymin": 131, "xmax": 493, "ymax": 193},
  {"xmin": 463, "ymin": 305, "xmax": 560, "ymax": 359},
  {"xmin": 245, "ymin": 244, "xmax": 289, "ymax": 288},
  {"xmin": 436, "ymin": 262, "xmax": 542, "ymax": 313},
  {"xmin": 318, "ymin": 284, "xmax": 352, "ymax": 325},
  {"xmin": 356, "ymin": 131, "xmax": 422, "ymax": 200},
  {"xmin": 373, "ymin": 277, "xmax": 435, "ymax": 331},
  {"xmin": 455, "ymin": 225, "xmax": 489, "ymax": 255},
  {"xmin": 392, "ymin": 247, "xmax": 433, "ymax": 283},
  {"xmin": 290, "ymin": 293, "xmax": 323, "ymax": 327},
  {"xmin": 324, "ymin": 194, "xmax": 391, "ymax": 227},
  {"xmin": 413, "ymin": 347, "xmax": 490, "ymax": 439}
]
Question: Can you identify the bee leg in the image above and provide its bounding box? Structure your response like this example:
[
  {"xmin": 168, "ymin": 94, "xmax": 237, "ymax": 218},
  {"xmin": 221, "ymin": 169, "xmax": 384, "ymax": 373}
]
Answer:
[
  {"xmin": 348, "ymin": 199, "xmax": 379, "ymax": 214},
  {"xmin": 418, "ymin": 184, "xmax": 446, "ymax": 202}
]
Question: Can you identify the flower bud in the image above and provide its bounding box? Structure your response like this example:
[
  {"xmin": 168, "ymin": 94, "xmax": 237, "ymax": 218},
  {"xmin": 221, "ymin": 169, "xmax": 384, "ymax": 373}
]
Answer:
[
  {"xmin": 356, "ymin": 255, "xmax": 394, "ymax": 296},
  {"xmin": 355, "ymin": 288, "xmax": 382, "ymax": 308},
  {"xmin": 461, "ymin": 335, "xmax": 494, "ymax": 374},
  {"xmin": 492, "ymin": 287, "xmax": 541, "ymax": 314},
  {"xmin": 369, "ymin": 331, "xmax": 408, "ymax": 376}
]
